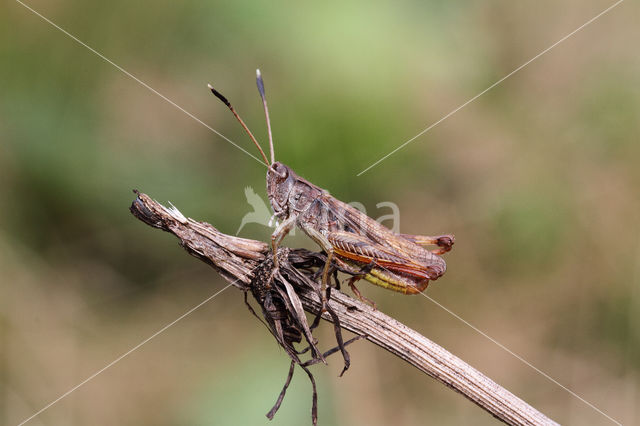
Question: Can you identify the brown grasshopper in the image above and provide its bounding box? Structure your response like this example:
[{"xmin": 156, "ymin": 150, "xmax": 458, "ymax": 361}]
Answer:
[{"xmin": 208, "ymin": 70, "xmax": 454, "ymax": 305}]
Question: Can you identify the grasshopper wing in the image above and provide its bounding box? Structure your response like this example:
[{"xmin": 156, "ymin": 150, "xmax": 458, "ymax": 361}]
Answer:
[
  {"xmin": 328, "ymin": 231, "xmax": 442, "ymax": 280},
  {"xmin": 316, "ymin": 194, "xmax": 447, "ymax": 278}
]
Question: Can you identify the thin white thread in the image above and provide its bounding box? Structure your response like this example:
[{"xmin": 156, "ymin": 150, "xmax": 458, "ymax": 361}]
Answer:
[
  {"xmin": 357, "ymin": 0, "xmax": 625, "ymax": 176},
  {"xmin": 14, "ymin": 0, "xmax": 266, "ymax": 167},
  {"xmin": 18, "ymin": 283, "xmax": 233, "ymax": 425},
  {"xmin": 420, "ymin": 292, "xmax": 622, "ymax": 425}
]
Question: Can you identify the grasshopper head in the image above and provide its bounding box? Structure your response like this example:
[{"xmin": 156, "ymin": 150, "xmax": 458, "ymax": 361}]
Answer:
[{"xmin": 267, "ymin": 161, "xmax": 296, "ymax": 218}]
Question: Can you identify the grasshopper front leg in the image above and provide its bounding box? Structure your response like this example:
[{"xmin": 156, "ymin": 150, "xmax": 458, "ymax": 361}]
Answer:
[{"xmin": 271, "ymin": 215, "xmax": 297, "ymax": 270}]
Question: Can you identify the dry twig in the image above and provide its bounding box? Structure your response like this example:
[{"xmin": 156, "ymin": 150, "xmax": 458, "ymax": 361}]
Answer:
[{"xmin": 130, "ymin": 191, "xmax": 558, "ymax": 426}]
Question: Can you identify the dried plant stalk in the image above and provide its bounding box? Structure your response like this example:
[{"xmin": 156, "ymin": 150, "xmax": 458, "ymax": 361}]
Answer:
[{"xmin": 130, "ymin": 191, "xmax": 558, "ymax": 426}]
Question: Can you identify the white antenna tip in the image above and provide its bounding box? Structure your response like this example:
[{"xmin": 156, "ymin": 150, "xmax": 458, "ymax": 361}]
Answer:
[
  {"xmin": 207, "ymin": 83, "xmax": 214, "ymax": 89},
  {"xmin": 256, "ymin": 69, "xmax": 261, "ymax": 77}
]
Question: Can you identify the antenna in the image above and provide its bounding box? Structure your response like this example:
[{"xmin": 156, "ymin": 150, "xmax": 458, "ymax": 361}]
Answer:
[
  {"xmin": 207, "ymin": 83, "xmax": 270, "ymax": 166},
  {"xmin": 256, "ymin": 69, "xmax": 275, "ymax": 165}
]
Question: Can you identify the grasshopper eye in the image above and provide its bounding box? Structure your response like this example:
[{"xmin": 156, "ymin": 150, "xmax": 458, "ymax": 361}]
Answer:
[{"xmin": 271, "ymin": 162, "xmax": 287, "ymax": 178}]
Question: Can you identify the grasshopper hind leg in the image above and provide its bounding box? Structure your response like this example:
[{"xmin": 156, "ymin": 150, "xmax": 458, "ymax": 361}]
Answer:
[
  {"xmin": 347, "ymin": 276, "xmax": 378, "ymax": 309},
  {"xmin": 344, "ymin": 260, "xmax": 378, "ymax": 309},
  {"xmin": 400, "ymin": 233, "xmax": 455, "ymax": 255}
]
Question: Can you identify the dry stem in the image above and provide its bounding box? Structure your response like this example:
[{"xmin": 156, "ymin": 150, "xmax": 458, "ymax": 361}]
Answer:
[{"xmin": 130, "ymin": 191, "xmax": 558, "ymax": 426}]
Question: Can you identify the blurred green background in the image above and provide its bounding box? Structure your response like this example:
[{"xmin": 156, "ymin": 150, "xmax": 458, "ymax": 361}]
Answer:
[{"xmin": 1, "ymin": 0, "xmax": 639, "ymax": 424}]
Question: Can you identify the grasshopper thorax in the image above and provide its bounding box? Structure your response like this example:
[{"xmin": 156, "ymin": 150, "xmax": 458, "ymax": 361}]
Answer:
[{"xmin": 267, "ymin": 161, "xmax": 296, "ymax": 218}]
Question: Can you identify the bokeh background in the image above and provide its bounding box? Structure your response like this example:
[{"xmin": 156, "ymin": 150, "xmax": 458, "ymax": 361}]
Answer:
[{"xmin": 2, "ymin": 0, "xmax": 639, "ymax": 424}]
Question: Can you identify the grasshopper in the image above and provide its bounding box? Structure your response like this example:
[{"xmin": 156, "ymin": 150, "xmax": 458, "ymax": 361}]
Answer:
[{"xmin": 208, "ymin": 70, "xmax": 454, "ymax": 305}]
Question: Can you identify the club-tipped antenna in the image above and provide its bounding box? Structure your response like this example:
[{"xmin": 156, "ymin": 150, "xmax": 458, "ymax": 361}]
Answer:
[
  {"xmin": 207, "ymin": 83, "xmax": 270, "ymax": 166},
  {"xmin": 256, "ymin": 69, "xmax": 275, "ymax": 165}
]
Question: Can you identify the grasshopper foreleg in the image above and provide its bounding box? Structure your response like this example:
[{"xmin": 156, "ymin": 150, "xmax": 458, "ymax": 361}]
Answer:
[{"xmin": 270, "ymin": 214, "xmax": 297, "ymax": 272}]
